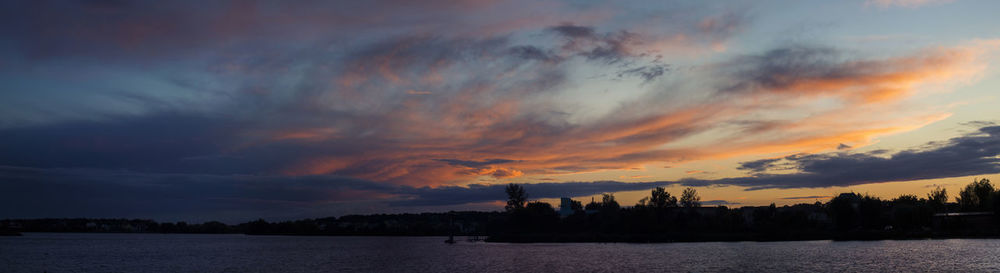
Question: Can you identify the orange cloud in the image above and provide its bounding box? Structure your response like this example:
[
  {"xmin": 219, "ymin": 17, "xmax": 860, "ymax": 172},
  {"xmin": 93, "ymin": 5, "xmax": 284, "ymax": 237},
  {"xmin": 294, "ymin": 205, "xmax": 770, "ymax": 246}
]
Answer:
[{"xmin": 273, "ymin": 42, "xmax": 991, "ymax": 189}]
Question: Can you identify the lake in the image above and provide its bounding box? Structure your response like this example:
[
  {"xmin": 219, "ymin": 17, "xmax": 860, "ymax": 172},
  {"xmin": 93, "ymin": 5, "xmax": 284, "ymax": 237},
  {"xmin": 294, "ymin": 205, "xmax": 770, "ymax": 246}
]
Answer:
[{"xmin": 3, "ymin": 233, "xmax": 1000, "ymax": 272}]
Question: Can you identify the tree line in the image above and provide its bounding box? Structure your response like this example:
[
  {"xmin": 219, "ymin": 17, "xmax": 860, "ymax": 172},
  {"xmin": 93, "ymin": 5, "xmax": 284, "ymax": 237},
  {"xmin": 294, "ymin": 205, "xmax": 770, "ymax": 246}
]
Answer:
[
  {"xmin": 3, "ymin": 178, "xmax": 998, "ymax": 242},
  {"xmin": 490, "ymin": 178, "xmax": 1000, "ymax": 242}
]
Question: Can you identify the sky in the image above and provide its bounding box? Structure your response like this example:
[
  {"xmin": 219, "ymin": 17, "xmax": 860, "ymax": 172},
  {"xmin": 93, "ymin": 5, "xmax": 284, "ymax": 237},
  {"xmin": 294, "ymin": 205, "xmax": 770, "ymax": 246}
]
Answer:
[{"xmin": 1, "ymin": 0, "xmax": 999, "ymax": 223}]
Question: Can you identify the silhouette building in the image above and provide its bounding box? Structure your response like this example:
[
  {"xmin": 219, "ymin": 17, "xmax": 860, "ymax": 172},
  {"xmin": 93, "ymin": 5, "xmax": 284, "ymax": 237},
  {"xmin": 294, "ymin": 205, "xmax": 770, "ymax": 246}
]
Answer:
[{"xmin": 559, "ymin": 197, "xmax": 575, "ymax": 218}]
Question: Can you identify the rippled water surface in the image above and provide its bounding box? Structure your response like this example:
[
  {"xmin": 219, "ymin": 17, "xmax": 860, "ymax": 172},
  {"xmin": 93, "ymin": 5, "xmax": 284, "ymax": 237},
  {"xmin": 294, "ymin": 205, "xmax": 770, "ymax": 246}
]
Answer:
[{"xmin": 4, "ymin": 233, "xmax": 1000, "ymax": 272}]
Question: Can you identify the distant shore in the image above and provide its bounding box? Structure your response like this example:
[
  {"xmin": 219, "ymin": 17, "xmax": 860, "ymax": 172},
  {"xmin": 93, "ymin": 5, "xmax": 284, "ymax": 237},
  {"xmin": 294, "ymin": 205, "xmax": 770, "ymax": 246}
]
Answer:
[
  {"xmin": 5, "ymin": 179, "xmax": 1000, "ymax": 243},
  {"xmin": 10, "ymin": 230, "xmax": 1000, "ymax": 245}
]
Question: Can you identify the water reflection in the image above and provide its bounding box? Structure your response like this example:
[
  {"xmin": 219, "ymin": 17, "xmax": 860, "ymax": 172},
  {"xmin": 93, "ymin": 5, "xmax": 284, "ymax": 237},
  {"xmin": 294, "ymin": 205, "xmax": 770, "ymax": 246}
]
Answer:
[{"xmin": 3, "ymin": 233, "xmax": 1000, "ymax": 272}]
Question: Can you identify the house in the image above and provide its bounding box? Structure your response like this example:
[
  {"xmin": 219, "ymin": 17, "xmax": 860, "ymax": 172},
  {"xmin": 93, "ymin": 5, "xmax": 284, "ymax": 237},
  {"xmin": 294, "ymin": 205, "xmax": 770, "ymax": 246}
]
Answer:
[{"xmin": 932, "ymin": 212, "xmax": 996, "ymax": 230}]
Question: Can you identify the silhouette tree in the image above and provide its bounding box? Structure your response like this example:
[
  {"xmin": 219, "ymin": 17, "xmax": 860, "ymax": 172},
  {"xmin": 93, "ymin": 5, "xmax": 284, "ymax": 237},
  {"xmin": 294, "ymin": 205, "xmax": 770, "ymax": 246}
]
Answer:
[
  {"xmin": 927, "ymin": 186, "xmax": 948, "ymax": 212},
  {"xmin": 521, "ymin": 201, "xmax": 559, "ymax": 232},
  {"xmin": 601, "ymin": 193, "xmax": 621, "ymax": 210},
  {"xmin": 893, "ymin": 194, "xmax": 919, "ymax": 204},
  {"xmin": 829, "ymin": 193, "xmax": 860, "ymax": 230},
  {"xmin": 585, "ymin": 197, "xmax": 601, "ymax": 211},
  {"xmin": 680, "ymin": 187, "xmax": 701, "ymax": 208},
  {"xmin": 570, "ymin": 199, "xmax": 584, "ymax": 212},
  {"xmin": 890, "ymin": 194, "xmax": 930, "ymax": 230},
  {"xmin": 957, "ymin": 178, "xmax": 994, "ymax": 211},
  {"xmin": 650, "ymin": 187, "xmax": 678, "ymax": 208},
  {"xmin": 505, "ymin": 184, "xmax": 527, "ymax": 211},
  {"xmin": 636, "ymin": 197, "xmax": 649, "ymax": 207},
  {"xmin": 858, "ymin": 194, "xmax": 885, "ymax": 229}
]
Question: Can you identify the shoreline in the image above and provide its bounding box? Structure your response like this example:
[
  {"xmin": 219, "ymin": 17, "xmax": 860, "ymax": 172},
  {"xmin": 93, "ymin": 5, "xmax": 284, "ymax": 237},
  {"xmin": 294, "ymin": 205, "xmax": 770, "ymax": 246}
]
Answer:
[{"xmin": 10, "ymin": 231, "xmax": 1000, "ymax": 244}]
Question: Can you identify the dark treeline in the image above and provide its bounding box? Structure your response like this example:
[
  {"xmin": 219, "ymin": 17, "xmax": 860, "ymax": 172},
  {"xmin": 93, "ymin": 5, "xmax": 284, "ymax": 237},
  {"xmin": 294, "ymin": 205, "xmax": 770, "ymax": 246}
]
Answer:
[
  {"xmin": 241, "ymin": 212, "xmax": 502, "ymax": 236},
  {"xmin": 0, "ymin": 212, "xmax": 502, "ymax": 236},
  {"xmin": 0, "ymin": 218, "xmax": 234, "ymax": 234},
  {"xmin": 4, "ymin": 178, "xmax": 1000, "ymax": 242},
  {"xmin": 490, "ymin": 178, "xmax": 1000, "ymax": 242}
]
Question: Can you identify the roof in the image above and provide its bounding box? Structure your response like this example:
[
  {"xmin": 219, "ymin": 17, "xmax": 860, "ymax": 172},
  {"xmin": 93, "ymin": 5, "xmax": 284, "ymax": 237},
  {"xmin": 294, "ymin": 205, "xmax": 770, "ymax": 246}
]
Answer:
[{"xmin": 933, "ymin": 212, "xmax": 994, "ymax": 217}]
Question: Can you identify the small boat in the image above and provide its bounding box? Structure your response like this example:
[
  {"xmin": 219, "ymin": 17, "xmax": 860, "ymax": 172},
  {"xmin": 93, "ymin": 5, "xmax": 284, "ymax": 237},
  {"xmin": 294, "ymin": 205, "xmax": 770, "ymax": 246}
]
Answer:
[{"xmin": 444, "ymin": 234, "xmax": 456, "ymax": 244}]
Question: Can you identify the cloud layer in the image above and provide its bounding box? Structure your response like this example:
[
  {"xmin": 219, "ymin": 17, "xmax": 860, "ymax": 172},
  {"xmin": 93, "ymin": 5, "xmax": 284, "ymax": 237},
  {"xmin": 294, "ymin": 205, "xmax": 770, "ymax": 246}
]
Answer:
[
  {"xmin": 0, "ymin": 42, "xmax": 984, "ymax": 187},
  {"xmin": 702, "ymin": 124, "xmax": 1000, "ymax": 190},
  {"xmin": 3, "ymin": 123, "xmax": 998, "ymax": 221},
  {"xmin": 0, "ymin": 1, "xmax": 997, "ymax": 220}
]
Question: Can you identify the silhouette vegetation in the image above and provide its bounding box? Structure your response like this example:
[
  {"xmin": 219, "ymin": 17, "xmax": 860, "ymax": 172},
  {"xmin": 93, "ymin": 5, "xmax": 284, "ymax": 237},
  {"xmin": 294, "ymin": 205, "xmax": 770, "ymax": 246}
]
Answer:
[
  {"xmin": 4, "ymin": 179, "xmax": 1000, "ymax": 243},
  {"xmin": 488, "ymin": 179, "xmax": 1000, "ymax": 242}
]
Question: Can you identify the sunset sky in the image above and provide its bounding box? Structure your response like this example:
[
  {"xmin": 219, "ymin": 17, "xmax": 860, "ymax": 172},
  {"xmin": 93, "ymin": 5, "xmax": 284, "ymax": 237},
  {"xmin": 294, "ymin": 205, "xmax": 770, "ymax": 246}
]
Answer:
[{"xmin": 2, "ymin": 0, "xmax": 999, "ymax": 222}]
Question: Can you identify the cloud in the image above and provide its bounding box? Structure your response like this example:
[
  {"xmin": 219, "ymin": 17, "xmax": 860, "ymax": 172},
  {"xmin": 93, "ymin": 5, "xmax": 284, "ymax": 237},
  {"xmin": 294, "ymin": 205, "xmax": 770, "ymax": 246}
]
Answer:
[
  {"xmin": 406, "ymin": 90, "xmax": 433, "ymax": 95},
  {"xmin": 1, "ymin": 2, "xmax": 997, "ymax": 220},
  {"xmin": 781, "ymin": 196, "xmax": 833, "ymax": 200},
  {"xmin": 715, "ymin": 45, "xmax": 982, "ymax": 103},
  {"xmin": 548, "ymin": 24, "xmax": 639, "ymax": 63},
  {"xmin": 867, "ymin": 0, "xmax": 955, "ymax": 8},
  {"xmin": 550, "ymin": 24, "xmax": 597, "ymax": 38},
  {"xmin": 702, "ymin": 200, "xmax": 739, "ymax": 206},
  {"xmin": 0, "ymin": 166, "xmax": 400, "ymax": 222},
  {"xmin": 737, "ymin": 158, "xmax": 783, "ymax": 173},
  {"xmin": 2, "ymin": 123, "xmax": 997, "ymax": 221},
  {"xmin": 617, "ymin": 64, "xmax": 670, "ymax": 83},
  {"xmin": 0, "ymin": 41, "xmax": 987, "ymax": 188},
  {"xmin": 0, "ymin": 166, "xmax": 678, "ymax": 220},
  {"xmin": 436, "ymin": 159, "xmax": 519, "ymax": 168},
  {"xmin": 697, "ymin": 124, "xmax": 1000, "ymax": 190}
]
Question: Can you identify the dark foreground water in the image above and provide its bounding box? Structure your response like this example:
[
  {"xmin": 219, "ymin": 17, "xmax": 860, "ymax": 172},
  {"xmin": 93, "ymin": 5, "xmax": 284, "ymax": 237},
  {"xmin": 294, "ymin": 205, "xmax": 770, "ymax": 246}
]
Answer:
[{"xmin": 4, "ymin": 233, "xmax": 1000, "ymax": 272}]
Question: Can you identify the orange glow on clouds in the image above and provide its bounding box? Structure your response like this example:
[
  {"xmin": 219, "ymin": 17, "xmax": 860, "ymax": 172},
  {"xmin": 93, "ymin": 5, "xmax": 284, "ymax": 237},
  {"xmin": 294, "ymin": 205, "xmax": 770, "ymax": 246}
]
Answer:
[{"xmin": 269, "ymin": 41, "xmax": 995, "ymax": 190}]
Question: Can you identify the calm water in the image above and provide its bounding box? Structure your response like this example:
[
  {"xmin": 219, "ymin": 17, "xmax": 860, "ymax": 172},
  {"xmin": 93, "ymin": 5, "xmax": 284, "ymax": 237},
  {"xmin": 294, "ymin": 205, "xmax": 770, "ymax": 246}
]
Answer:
[{"xmin": 3, "ymin": 233, "xmax": 1000, "ymax": 272}]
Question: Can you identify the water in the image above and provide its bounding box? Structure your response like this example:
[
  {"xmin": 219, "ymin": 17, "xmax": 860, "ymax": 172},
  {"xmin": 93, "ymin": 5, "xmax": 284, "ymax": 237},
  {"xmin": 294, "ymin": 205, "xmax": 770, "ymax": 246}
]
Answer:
[{"xmin": 3, "ymin": 233, "xmax": 1000, "ymax": 272}]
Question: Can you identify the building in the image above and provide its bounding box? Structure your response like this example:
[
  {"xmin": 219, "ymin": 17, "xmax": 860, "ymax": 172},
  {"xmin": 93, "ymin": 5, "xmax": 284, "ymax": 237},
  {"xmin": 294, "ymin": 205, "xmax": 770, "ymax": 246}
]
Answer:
[
  {"xmin": 559, "ymin": 197, "xmax": 576, "ymax": 218},
  {"xmin": 932, "ymin": 212, "xmax": 996, "ymax": 230}
]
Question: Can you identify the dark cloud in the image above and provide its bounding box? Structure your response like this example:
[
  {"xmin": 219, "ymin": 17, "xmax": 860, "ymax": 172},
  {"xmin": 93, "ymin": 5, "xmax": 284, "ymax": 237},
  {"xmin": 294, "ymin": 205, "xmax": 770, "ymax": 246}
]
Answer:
[
  {"xmin": 961, "ymin": 121, "xmax": 998, "ymax": 128},
  {"xmin": 12, "ymin": 1, "xmax": 990, "ymax": 222},
  {"xmin": 617, "ymin": 64, "xmax": 669, "ymax": 83},
  {"xmin": 0, "ymin": 24, "xmax": 692, "ymax": 185},
  {"xmin": 717, "ymin": 46, "xmax": 846, "ymax": 93},
  {"xmin": 548, "ymin": 24, "xmax": 639, "ymax": 64},
  {"xmin": 781, "ymin": 196, "xmax": 832, "ymax": 200},
  {"xmin": 0, "ymin": 1, "xmax": 759, "ymax": 188},
  {"xmin": 0, "ymin": 165, "xmax": 680, "ymax": 221},
  {"xmin": 550, "ymin": 25, "xmax": 598, "ymax": 38},
  {"xmin": 507, "ymin": 45, "xmax": 561, "ymax": 62},
  {"xmin": 0, "ymin": 1, "xmax": 522, "ymax": 61},
  {"xmin": 706, "ymin": 125, "xmax": 1000, "ymax": 189},
  {"xmin": 0, "ymin": 114, "xmax": 243, "ymax": 173},
  {"xmin": 737, "ymin": 158, "xmax": 782, "ymax": 173},
  {"xmin": 702, "ymin": 200, "xmax": 739, "ymax": 206},
  {"xmin": 3, "ymin": 124, "xmax": 997, "ymax": 221},
  {"xmin": 0, "ymin": 166, "xmax": 399, "ymax": 222},
  {"xmin": 712, "ymin": 43, "xmax": 973, "ymax": 103}
]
